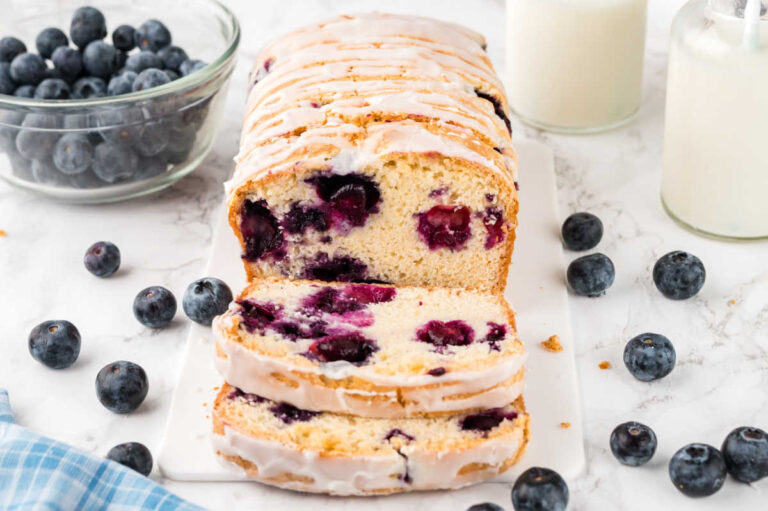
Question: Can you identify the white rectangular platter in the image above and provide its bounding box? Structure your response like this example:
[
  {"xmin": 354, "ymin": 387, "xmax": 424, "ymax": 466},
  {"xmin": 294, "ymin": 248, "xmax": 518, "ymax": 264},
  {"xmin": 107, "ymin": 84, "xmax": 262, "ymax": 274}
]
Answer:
[{"xmin": 158, "ymin": 139, "xmax": 585, "ymax": 488}]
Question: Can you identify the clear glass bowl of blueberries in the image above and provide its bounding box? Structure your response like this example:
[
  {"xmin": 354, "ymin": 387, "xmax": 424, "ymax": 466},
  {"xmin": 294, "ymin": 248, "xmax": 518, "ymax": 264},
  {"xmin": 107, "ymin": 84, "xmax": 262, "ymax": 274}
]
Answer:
[{"xmin": 0, "ymin": 1, "xmax": 240, "ymax": 202}]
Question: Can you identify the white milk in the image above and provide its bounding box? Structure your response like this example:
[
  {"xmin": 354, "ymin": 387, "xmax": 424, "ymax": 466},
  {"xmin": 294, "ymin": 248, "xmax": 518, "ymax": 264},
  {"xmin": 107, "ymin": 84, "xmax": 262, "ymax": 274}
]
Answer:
[
  {"xmin": 506, "ymin": 0, "xmax": 648, "ymax": 132},
  {"xmin": 661, "ymin": 0, "xmax": 768, "ymax": 239}
]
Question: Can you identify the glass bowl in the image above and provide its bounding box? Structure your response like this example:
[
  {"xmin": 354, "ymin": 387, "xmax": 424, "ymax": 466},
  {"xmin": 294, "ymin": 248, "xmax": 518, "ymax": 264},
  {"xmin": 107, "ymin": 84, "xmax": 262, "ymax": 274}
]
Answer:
[{"xmin": 0, "ymin": 0, "xmax": 240, "ymax": 203}]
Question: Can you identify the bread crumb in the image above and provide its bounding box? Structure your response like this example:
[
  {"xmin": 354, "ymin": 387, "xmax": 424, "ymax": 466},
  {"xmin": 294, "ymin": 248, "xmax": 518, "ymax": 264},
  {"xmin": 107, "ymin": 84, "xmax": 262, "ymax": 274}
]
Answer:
[
  {"xmin": 599, "ymin": 361, "xmax": 611, "ymax": 370},
  {"xmin": 729, "ymin": 299, "xmax": 736, "ymax": 305},
  {"xmin": 203, "ymin": 402, "xmax": 208, "ymax": 407},
  {"xmin": 560, "ymin": 422, "xmax": 571, "ymax": 429},
  {"xmin": 0, "ymin": 230, "xmax": 6, "ymax": 237},
  {"xmin": 213, "ymin": 386, "xmax": 220, "ymax": 391},
  {"xmin": 541, "ymin": 334, "xmax": 563, "ymax": 352}
]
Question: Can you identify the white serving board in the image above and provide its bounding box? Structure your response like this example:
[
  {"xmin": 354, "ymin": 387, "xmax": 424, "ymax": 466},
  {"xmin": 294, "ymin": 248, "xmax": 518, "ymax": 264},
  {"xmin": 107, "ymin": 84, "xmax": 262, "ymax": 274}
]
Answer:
[{"xmin": 158, "ymin": 139, "xmax": 585, "ymax": 486}]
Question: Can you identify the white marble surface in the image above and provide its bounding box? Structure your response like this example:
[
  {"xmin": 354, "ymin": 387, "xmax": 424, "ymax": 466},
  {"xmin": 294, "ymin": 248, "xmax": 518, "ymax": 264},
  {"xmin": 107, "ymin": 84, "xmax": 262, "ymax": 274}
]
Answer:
[{"xmin": 0, "ymin": 0, "xmax": 766, "ymax": 510}]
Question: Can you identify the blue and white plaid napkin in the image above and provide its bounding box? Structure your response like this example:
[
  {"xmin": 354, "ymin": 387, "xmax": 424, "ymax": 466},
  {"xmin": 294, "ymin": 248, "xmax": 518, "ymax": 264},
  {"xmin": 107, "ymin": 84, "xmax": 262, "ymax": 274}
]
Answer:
[{"xmin": 0, "ymin": 390, "xmax": 205, "ymax": 511}]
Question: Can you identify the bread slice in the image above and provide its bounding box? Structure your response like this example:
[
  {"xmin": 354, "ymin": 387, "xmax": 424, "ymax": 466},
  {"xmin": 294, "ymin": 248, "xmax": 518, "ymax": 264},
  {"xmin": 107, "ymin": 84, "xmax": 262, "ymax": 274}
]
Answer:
[
  {"xmin": 212, "ymin": 383, "xmax": 530, "ymax": 495},
  {"xmin": 213, "ymin": 279, "xmax": 526, "ymax": 418},
  {"xmin": 227, "ymin": 13, "xmax": 517, "ymax": 292}
]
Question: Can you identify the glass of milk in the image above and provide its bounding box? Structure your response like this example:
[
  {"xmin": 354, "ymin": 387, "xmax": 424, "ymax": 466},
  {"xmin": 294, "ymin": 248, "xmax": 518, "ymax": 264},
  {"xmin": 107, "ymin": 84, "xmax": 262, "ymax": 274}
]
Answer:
[
  {"xmin": 661, "ymin": 0, "xmax": 768, "ymax": 239},
  {"xmin": 506, "ymin": 0, "xmax": 648, "ymax": 133}
]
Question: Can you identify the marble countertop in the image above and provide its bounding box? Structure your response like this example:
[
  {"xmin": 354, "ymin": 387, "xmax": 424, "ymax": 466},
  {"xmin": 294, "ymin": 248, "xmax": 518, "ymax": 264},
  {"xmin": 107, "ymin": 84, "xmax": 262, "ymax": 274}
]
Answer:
[{"xmin": 1, "ymin": 0, "xmax": 766, "ymax": 509}]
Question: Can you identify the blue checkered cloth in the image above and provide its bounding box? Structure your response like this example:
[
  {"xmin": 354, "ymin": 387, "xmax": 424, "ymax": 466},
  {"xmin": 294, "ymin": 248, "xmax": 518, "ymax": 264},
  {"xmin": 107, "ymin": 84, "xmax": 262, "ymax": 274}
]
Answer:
[{"xmin": 0, "ymin": 390, "xmax": 205, "ymax": 511}]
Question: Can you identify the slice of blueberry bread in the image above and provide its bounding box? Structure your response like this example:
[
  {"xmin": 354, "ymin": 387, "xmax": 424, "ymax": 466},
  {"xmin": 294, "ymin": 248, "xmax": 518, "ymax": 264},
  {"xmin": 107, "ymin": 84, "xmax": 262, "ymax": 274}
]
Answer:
[
  {"xmin": 213, "ymin": 278, "xmax": 526, "ymax": 418},
  {"xmin": 212, "ymin": 383, "xmax": 530, "ymax": 495},
  {"xmin": 227, "ymin": 13, "xmax": 518, "ymax": 292}
]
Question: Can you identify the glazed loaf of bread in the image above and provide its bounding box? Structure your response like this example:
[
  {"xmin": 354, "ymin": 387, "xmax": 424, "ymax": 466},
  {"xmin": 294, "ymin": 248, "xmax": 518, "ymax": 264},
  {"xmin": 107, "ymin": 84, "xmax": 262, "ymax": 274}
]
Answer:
[
  {"xmin": 213, "ymin": 278, "xmax": 526, "ymax": 418},
  {"xmin": 212, "ymin": 383, "xmax": 530, "ymax": 495},
  {"xmin": 226, "ymin": 13, "xmax": 518, "ymax": 292}
]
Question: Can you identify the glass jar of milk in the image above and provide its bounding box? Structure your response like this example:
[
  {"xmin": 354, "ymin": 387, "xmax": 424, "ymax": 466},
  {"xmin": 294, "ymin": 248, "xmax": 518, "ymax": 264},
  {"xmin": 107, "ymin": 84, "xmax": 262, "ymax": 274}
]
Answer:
[
  {"xmin": 661, "ymin": 0, "xmax": 768, "ymax": 239},
  {"xmin": 506, "ymin": 0, "xmax": 648, "ymax": 133}
]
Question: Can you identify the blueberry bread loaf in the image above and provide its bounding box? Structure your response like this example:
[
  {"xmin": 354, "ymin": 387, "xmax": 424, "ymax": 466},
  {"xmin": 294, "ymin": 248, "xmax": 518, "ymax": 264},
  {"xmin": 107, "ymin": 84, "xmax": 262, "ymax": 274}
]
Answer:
[
  {"xmin": 212, "ymin": 383, "xmax": 530, "ymax": 495},
  {"xmin": 227, "ymin": 13, "xmax": 518, "ymax": 292},
  {"xmin": 213, "ymin": 278, "xmax": 526, "ymax": 418}
]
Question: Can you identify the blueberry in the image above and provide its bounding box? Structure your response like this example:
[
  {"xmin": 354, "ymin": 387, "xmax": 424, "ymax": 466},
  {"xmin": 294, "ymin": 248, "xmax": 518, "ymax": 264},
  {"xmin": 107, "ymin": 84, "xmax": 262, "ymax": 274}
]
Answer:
[
  {"xmin": 107, "ymin": 71, "xmax": 137, "ymax": 96},
  {"xmin": 112, "ymin": 25, "xmax": 137, "ymax": 52},
  {"xmin": 36, "ymin": 28, "xmax": 69, "ymax": 59},
  {"xmin": 238, "ymin": 199, "xmax": 283, "ymax": 261},
  {"xmin": 182, "ymin": 277, "xmax": 233, "ymax": 326},
  {"xmin": 653, "ymin": 251, "xmax": 705, "ymax": 300},
  {"xmin": 135, "ymin": 156, "xmax": 167, "ymax": 181},
  {"xmin": 70, "ymin": 6, "xmax": 107, "ymax": 50},
  {"xmin": 164, "ymin": 69, "xmax": 179, "ymax": 81},
  {"xmin": 82, "ymin": 41, "xmax": 118, "ymax": 79},
  {"xmin": 416, "ymin": 205, "xmax": 471, "ymax": 250},
  {"xmin": 135, "ymin": 20, "xmax": 172, "ymax": 52},
  {"xmin": 623, "ymin": 333, "xmax": 676, "ymax": 382},
  {"xmin": 131, "ymin": 120, "xmax": 169, "ymax": 157},
  {"xmin": 157, "ymin": 45, "xmax": 188, "ymax": 72},
  {"xmin": 0, "ymin": 37, "xmax": 26, "ymax": 63},
  {"xmin": 51, "ymin": 46, "xmax": 83, "ymax": 81},
  {"xmin": 10, "ymin": 53, "xmax": 47, "ymax": 85},
  {"xmin": 132, "ymin": 68, "xmax": 170, "ymax": 92},
  {"xmin": 13, "ymin": 85, "xmax": 35, "ymax": 97},
  {"xmin": 83, "ymin": 241, "xmax": 120, "ymax": 277},
  {"xmin": 95, "ymin": 361, "xmax": 148, "ymax": 414},
  {"xmin": 0, "ymin": 111, "xmax": 22, "ymax": 152},
  {"xmin": 68, "ymin": 169, "xmax": 104, "ymax": 189},
  {"xmin": 268, "ymin": 402, "xmax": 319, "ymax": 424},
  {"xmin": 179, "ymin": 59, "xmax": 207, "ymax": 76},
  {"xmin": 53, "ymin": 134, "xmax": 93, "ymax": 175},
  {"xmin": 95, "ymin": 108, "xmax": 143, "ymax": 145},
  {"xmin": 460, "ymin": 408, "xmax": 518, "ymax": 433},
  {"xmin": 16, "ymin": 113, "xmax": 61, "ymax": 161},
  {"xmin": 124, "ymin": 51, "xmax": 162, "ymax": 74},
  {"xmin": 610, "ymin": 422, "xmax": 657, "ymax": 466},
  {"xmin": 467, "ymin": 504, "xmax": 504, "ymax": 511},
  {"xmin": 161, "ymin": 125, "xmax": 196, "ymax": 164},
  {"xmin": 72, "ymin": 76, "xmax": 106, "ymax": 99},
  {"xmin": 511, "ymin": 467, "xmax": 569, "ymax": 511},
  {"xmin": 307, "ymin": 333, "xmax": 379, "ymax": 365},
  {"xmin": 28, "ymin": 320, "xmax": 81, "ymax": 369},
  {"xmin": 722, "ymin": 427, "xmax": 768, "ymax": 483},
  {"xmin": 669, "ymin": 443, "xmax": 727, "ymax": 497},
  {"xmin": 106, "ymin": 442, "xmax": 152, "ymax": 476},
  {"xmin": 133, "ymin": 286, "xmax": 176, "ymax": 328},
  {"xmin": 566, "ymin": 253, "xmax": 615, "ymax": 297},
  {"xmin": 562, "ymin": 212, "xmax": 603, "ymax": 251},
  {"xmin": 92, "ymin": 143, "xmax": 138, "ymax": 183},
  {"xmin": 416, "ymin": 320, "xmax": 474, "ymax": 349},
  {"xmin": 34, "ymin": 78, "xmax": 71, "ymax": 100},
  {"xmin": 31, "ymin": 159, "xmax": 68, "ymax": 186},
  {"xmin": 0, "ymin": 62, "xmax": 15, "ymax": 95}
]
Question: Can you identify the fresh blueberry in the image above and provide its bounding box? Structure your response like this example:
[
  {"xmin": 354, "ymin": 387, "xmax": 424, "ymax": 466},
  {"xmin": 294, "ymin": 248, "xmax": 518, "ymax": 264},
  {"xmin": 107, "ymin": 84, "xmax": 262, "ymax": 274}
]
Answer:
[
  {"xmin": 16, "ymin": 113, "xmax": 60, "ymax": 161},
  {"xmin": 51, "ymin": 46, "xmax": 83, "ymax": 81},
  {"xmin": 83, "ymin": 241, "xmax": 120, "ymax": 277},
  {"xmin": 28, "ymin": 320, "xmax": 81, "ymax": 369},
  {"xmin": 92, "ymin": 143, "xmax": 138, "ymax": 183},
  {"xmin": 36, "ymin": 27, "xmax": 69, "ymax": 59},
  {"xmin": 106, "ymin": 442, "xmax": 152, "ymax": 476},
  {"xmin": 562, "ymin": 212, "xmax": 603, "ymax": 251},
  {"xmin": 107, "ymin": 71, "xmax": 137, "ymax": 96},
  {"xmin": 0, "ymin": 36, "xmax": 26, "ymax": 63},
  {"xmin": 160, "ymin": 125, "xmax": 196, "ymax": 164},
  {"xmin": 112, "ymin": 25, "xmax": 137, "ymax": 52},
  {"xmin": 34, "ymin": 78, "xmax": 71, "ymax": 100},
  {"xmin": 623, "ymin": 333, "xmax": 676, "ymax": 382},
  {"xmin": 511, "ymin": 467, "xmax": 569, "ymax": 511},
  {"xmin": 182, "ymin": 277, "xmax": 233, "ymax": 326},
  {"xmin": 131, "ymin": 120, "xmax": 169, "ymax": 157},
  {"xmin": 10, "ymin": 53, "xmax": 47, "ymax": 85},
  {"xmin": 68, "ymin": 168, "xmax": 105, "ymax": 189},
  {"xmin": 124, "ymin": 51, "xmax": 162, "ymax": 74},
  {"xmin": 132, "ymin": 68, "xmax": 170, "ymax": 92},
  {"xmin": 134, "ymin": 20, "xmax": 172, "ymax": 52},
  {"xmin": 13, "ymin": 85, "xmax": 35, "ymax": 98},
  {"xmin": 157, "ymin": 45, "xmax": 188, "ymax": 72},
  {"xmin": 0, "ymin": 111, "xmax": 23, "ymax": 152},
  {"xmin": 133, "ymin": 286, "xmax": 177, "ymax": 328},
  {"xmin": 72, "ymin": 76, "xmax": 106, "ymax": 99},
  {"xmin": 722, "ymin": 427, "xmax": 768, "ymax": 483},
  {"xmin": 669, "ymin": 443, "xmax": 727, "ymax": 497},
  {"xmin": 566, "ymin": 253, "xmax": 615, "ymax": 297},
  {"xmin": 179, "ymin": 59, "xmax": 206, "ymax": 76},
  {"xmin": 95, "ymin": 108, "xmax": 142, "ymax": 145},
  {"xmin": 610, "ymin": 422, "xmax": 658, "ymax": 466},
  {"xmin": 0, "ymin": 62, "xmax": 15, "ymax": 95},
  {"xmin": 82, "ymin": 41, "xmax": 118, "ymax": 79},
  {"xmin": 53, "ymin": 134, "xmax": 93, "ymax": 174},
  {"xmin": 653, "ymin": 251, "xmax": 705, "ymax": 300},
  {"xmin": 95, "ymin": 360, "xmax": 148, "ymax": 414},
  {"xmin": 70, "ymin": 6, "xmax": 107, "ymax": 49},
  {"xmin": 164, "ymin": 69, "xmax": 179, "ymax": 81},
  {"xmin": 135, "ymin": 156, "xmax": 167, "ymax": 181},
  {"xmin": 31, "ymin": 159, "xmax": 68, "ymax": 186},
  {"xmin": 467, "ymin": 504, "xmax": 504, "ymax": 511}
]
